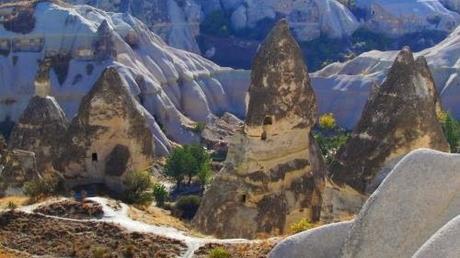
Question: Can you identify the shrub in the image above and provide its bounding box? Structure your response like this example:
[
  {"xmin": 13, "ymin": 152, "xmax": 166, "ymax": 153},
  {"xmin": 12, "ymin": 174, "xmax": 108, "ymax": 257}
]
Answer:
[
  {"xmin": 289, "ymin": 218, "xmax": 315, "ymax": 234},
  {"xmin": 314, "ymin": 130, "xmax": 350, "ymax": 165},
  {"xmin": 7, "ymin": 201, "xmax": 17, "ymax": 210},
  {"xmin": 23, "ymin": 175, "xmax": 62, "ymax": 200},
  {"xmin": 440, "ymin": 112, "xmax": 460, "ymax": 153},
  {"xmin": 319, "ymin": 113, "xmax": 337, "ymax": 129},
  {"xmin": 91, "ymin": 246, "xmax": 109, "ymax": 258},
  {"xmin": 207, "ymin": 247, "xmax": 231, "ymax": 258},
  {"xmin": 152, "ymin": 183, "xmax": 168, "ymax": 208},
  {"xmin": 122, "ymin": 171, "xmax": 153, "ymax": 205},
  {"xmin": 174, "ymin": 195, "xmax": 201, "ymax": 220},
  {"xmin": 191, "ymin": 122, "xmax": 206, "ymax": 133}
]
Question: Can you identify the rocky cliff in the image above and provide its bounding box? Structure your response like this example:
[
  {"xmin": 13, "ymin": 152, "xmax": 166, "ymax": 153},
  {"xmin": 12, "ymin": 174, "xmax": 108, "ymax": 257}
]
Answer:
[
  {"xmin": 269, "ymin": 149, "xmax": 460, "ymax": 258},
  {"xmin": 55, "ymin": 68, "xmax": 158, "ymax": 191},
  {"xmin": 0, "ymin": 1, "xmax": 249, "ymax": 153},
  {"xmin": 330, "ymin": 48, "xmax": 449, "ymax": 193},
  {"xmin": 9, "ymin": 96, "xmax": 69, "ymax": 172},
  {"xmin": 193, "ymin": 20, "xmax": 326, "ymax": 239}
]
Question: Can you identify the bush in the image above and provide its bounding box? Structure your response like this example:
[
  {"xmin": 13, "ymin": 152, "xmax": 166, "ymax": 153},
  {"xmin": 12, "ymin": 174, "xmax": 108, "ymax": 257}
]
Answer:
[
  {"xmin": 439, "ymin": 112, "xmax": 460, "ymax": 153},
  {"xmin": 91, "ymin": 246, "xmax": 109, "ymax": 258},
  {"xmin": 289, "ymin": 218, "xmax": 315, "ymax": 234},
  {"xmin": 174, "ymin": 195, "xmax": 201, "ymax": 220},
  {"xmin": 23, "ymin": 175, "xmax": 62, "ymax": 200},
  {"xmin": 7, "ymin": 201, "xmax": 17, "ymax": 210},
  {"xmin": 207, "ymin": 247, "xmax": 231, "ymax": 258},
  {"xmin": 314, "ymin": 130, "xmax": 350, "ymax": 166},
  {"xmin": 122, "ymin": 171, "xmax": 153, "ymax": 205},
  {"xmin": 319, "ymin": 113, "xmax": 337, "ymax": 129},
  {"xmin": 191, "ymin": 122, "xmax": 206, "ymax": 133},
  {"xmin": 152, "ymin": 183, "xmax": 168, "ymax": 208}
]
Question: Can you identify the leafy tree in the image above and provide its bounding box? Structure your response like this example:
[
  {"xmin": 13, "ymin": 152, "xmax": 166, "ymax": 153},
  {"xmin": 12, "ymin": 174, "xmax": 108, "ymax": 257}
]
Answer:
[
  {"xmin": 319, "ymin": 113, "xmax": 337, "ymax": 129},
  {"xmin": 122, "ymin": 171, "xmax": 153, "ymax": 205},
  {"xmin": 164, "ymin": 144, "xmax": 212, "ymax": 187},
  {"xmin": 174, "ymin": 195, "xmax": 201, "ymax": 220},
  {"xmin": 23, "ymin": 175, "xmax": 63, "ymax": 201}
]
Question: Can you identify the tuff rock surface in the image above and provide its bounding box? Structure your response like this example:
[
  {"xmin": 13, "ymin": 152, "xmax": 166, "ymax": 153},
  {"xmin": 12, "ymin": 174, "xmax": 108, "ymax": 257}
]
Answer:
[
  {"xmin": 9, "ymin": 96, "xmax": 69, "ymax": 172},
  {"xmin": 331, "ymin": 48, "xmax": 449, "ymax": 193},
  {"xmin": 193, "ymin": 20, "xmax": 326, "ymax": 239},
  {"xmin": 269, "ymin": 149, "xmax": 460, "ymax": 258},
  {"xmin": 56, "ymin": 68, "xmax": 158, "ymax": 191}
]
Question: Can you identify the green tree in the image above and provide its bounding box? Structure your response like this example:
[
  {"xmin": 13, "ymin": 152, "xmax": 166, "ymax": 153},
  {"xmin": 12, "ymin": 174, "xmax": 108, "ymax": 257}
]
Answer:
[
  {"xmin": 164, "ymin": 144, "xmax": 212, "ymax": 187},
  {"xmin": 164, "ymin": 147, "xmax": 195, "ymax": 187},
  {"xmin": 122, "ymin": 171, "xmax": 153, "ymax": 205},
  {"xmin": 442, "ymin": 113, "xmax": 460, "ymax": 153}
]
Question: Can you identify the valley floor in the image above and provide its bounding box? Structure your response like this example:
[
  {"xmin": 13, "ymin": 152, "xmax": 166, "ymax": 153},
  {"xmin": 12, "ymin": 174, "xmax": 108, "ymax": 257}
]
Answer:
[{"xmin": 0, "ymin": 197, "xmax": 278, "ymax": 258}]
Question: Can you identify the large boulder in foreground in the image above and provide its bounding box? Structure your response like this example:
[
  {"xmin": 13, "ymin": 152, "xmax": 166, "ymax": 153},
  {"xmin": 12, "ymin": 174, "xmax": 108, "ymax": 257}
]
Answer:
[
  {"xmin": 56, "ymin": 68, "xmax": 160, "ymax": 191},
  {"xmin": 331, "ymin": 48, "xmax": 449, "ymax": 193},
  {"xmin": 413, "ymin": 214, "xmax": 460, "ymax": 258},
  {"xmin": 269, "ymin": 149, "xmax": 460, "ymax": 258},
  {"xmin": 269, "ymin": 220, "xmax": 353, "ymax": 258},
  {"xmin": 341, "ymin": 149, "xmax": 460, "ymax": 258},
  {"xmin": 9, "ymin": 96, "xmax": 69, "ymax": 172},
  {"xmin": 193, "ymin": 20, "xmax": 326, "ymax": 239}
]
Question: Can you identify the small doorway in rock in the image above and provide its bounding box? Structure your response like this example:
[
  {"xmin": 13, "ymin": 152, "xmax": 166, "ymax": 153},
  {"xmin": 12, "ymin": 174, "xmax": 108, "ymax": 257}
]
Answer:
[
  {"xmin": 261, "ymin": 131, "xmax": 267, "ymax": 141},
  {"xmin": 92, "ymin": 152, "xmax": 98, "ymax": 162},
  {"xmin": 240, "ymin": 194, "xmax": 247, "ymax": 203},
  {"xmin": 263, "ymin": 116, "xmax": 273, "ymax": 126}
]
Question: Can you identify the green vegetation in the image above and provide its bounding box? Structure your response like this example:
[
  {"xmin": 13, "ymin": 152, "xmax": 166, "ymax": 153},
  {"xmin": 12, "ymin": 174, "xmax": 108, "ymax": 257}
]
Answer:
[
  {"xmin": 7, "ymin": 201, "xmax": 17, "ymax": 210},
  {"xmin": 438, "ymin": 111, "xmax": 460, "ymax": 153},
  {"xmin": 164, "ymin": 144, "xmax": 212, "ymax": 187},
  {"xmin": 314, "ymin": 113, "xmax": 351, "ymax": 165},
  {"xmin": 289, "ymin": 218, "xmax": 315, "ymax": 234},
  {"xmin": 174, "ymin": 195, "xmax": 201, "ymax": 220},
  {"xmin": 207, "ymin": 247, "xmax": 231, "ymax": 258},
  {"xmin": 91, "ymin": 246, "xmax": 109, "ymax": 258},
  {"xmin": 191, "ymin": 122, "xmax": 206, "ymax": 134},
  {"xmin": 122, "ymin": 171, "xmax": 153, "ymax": 205},
  {"xmin": 23, "ymin": 175, "xmax": 63, "ymax": 201},
  {"xmin": 152, "ymin": 183, "xmax": 168, "ymax": 208}
]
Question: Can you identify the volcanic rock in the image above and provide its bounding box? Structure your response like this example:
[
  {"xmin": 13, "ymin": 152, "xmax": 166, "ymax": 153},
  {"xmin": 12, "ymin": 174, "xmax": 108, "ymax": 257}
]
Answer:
[
  {"xmin": 9, "ymin": 96, "xmax": 69, "ymax": 172},
  {"xmin": 331, "ymin": 48, "xmax": 449, "ymax": 193},
  {"xmin": 56, "ymin": 67, "xmax": 157, "ymax": 191},
  {"xmin": 192, "ymin": 20, "xmax": 326, "ymax": 239}
]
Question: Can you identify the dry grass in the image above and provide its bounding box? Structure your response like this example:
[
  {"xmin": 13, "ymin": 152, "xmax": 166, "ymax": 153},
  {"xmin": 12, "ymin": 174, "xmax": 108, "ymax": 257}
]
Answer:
[
  {"xmin": 128, "ymin": 205, "xmax": 191, "ymax": 232},
  {"xmin": 0, "ymin": 196, "xmax": 29, "ymax": 210}
]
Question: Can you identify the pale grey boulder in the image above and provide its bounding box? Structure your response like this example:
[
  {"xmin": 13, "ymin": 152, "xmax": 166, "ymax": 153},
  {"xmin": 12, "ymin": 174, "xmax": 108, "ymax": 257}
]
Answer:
[
  {"xmin": 269, "ymin": 220, "xmax": 353, "ymax": 258},
  {"xmin": 341, "ymin": 149, "xmax": 460, "ymax": 258},
  {"xmin": 413, "ymin": 215, "xmax": 460, "ymax": 258}
]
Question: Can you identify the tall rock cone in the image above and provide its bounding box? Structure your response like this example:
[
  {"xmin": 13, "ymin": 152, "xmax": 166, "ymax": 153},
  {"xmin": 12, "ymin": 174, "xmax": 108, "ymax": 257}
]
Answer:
[
  {"xmin": 193, "ymin": 20, "xmax": 326, "ymax": 239},
  {"xmin": 331, "ymin": 47, "xmax": 449, "ymax": 194},
  {"xmin": 55, "ymin": 67, "xmax": 156, "ymax": 192},
  {"xmin": 9, "ymin": 96, "xmax": 69, "ymax": 172}
]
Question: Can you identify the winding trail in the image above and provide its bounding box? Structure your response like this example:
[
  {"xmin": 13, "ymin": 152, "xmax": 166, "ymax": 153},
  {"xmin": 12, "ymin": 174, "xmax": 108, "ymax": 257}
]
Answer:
[{"xmin": 20, "ymin": 197, "xmax": 274, "ymax": 257}]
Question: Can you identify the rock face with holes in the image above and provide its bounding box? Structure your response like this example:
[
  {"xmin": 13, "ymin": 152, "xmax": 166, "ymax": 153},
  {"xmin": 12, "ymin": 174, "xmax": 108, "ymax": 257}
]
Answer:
[
  {"xmin": 193, "ymin": 20, "xmax": 326, "ymax": 239},
  {"xmin": 9, "ymin": 96, "xmax": 69, "ymax": 173},
  {"xmin": 330, "ymin": 48, "xmax": 449, "ymax": 193},
  {"xmin": 55, "ymin": 67, "xmax": 158, "ymax": 191}
]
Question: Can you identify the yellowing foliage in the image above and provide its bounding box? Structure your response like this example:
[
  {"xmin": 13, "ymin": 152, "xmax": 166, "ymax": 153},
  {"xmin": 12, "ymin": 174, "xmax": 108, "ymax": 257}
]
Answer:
[
  {"xmin": 289, "ymin": 218, "xmax": 315, "ymax": 234},
  {"xmin": 319, "ymin": 113, "xmax": 337, "ymax": 129}
]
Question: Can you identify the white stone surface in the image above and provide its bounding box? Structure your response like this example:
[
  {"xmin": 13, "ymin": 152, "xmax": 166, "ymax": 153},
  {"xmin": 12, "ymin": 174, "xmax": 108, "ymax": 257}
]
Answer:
[
  {"xmin": 269, "ymin": 220, "xmax": 354, "ymax": 258},
  {"xmin": 0, "ymin": 2, "xmax": 249, "ymax": 154},
  {"xmin": 341, "ymin": 149, "xmax": 460, "ymax": 258}
]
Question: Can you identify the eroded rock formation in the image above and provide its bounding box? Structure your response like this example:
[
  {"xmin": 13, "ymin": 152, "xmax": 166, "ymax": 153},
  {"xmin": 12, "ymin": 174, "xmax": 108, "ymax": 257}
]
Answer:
[
  {"xmin": 56, "ymin": 67, "xmax": 158, "ymax": 191},
  {"xmin": 331, "ymin": 48, "xmax": 449, "ymax": 193},
  {"xmin": 270, "ymin": 149, "xmax": 460, "ymax": 258},
  {"xmin": 193, "ymin": 20, "xmax": 326, "ymax": 239},
  {"xmin": 9, "ymin": 96, "xmax": 69, "ymax": 172}
]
